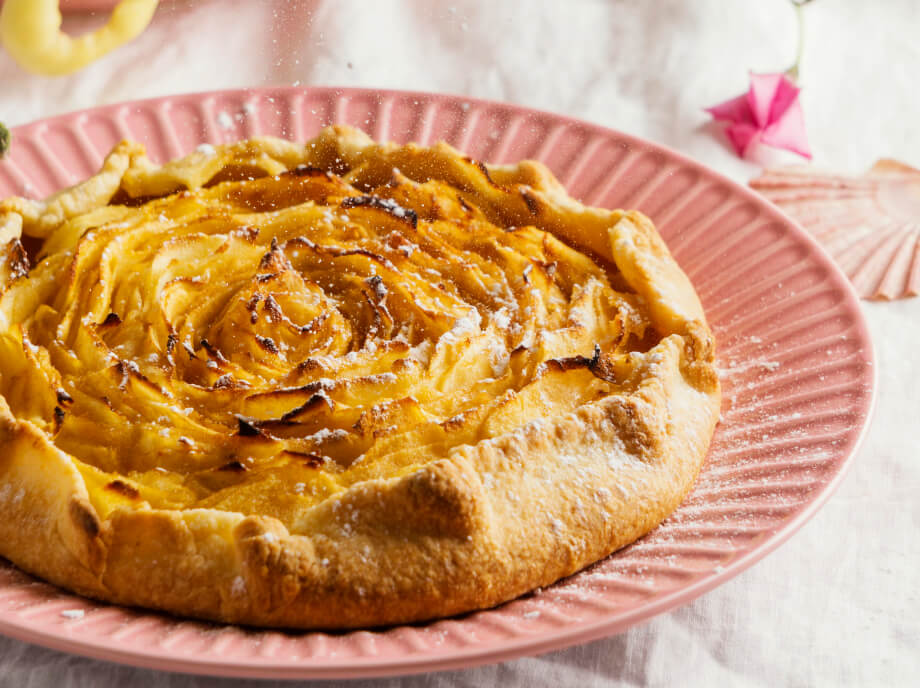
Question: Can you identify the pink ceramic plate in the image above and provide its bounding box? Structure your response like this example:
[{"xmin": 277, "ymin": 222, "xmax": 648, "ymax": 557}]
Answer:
[{"xmin": 0, "ymin": 88, "xmax": 875, "ymax": 679}]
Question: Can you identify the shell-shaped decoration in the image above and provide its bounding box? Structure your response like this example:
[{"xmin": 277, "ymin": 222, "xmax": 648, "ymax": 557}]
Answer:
[{"xmin": 751, "ymin": 160, "xmax": 920, "ymax": 300}]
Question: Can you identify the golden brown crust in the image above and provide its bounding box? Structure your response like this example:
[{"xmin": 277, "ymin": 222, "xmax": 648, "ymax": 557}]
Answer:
[{"xmin": 0, "ymin": 126, "xmax": 719, "ymax": 628}]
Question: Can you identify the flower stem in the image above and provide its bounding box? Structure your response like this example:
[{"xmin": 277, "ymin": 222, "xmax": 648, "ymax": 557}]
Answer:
[{"xmin": 786, "ymin": 0, "xmax": 813, "ymax": 82}]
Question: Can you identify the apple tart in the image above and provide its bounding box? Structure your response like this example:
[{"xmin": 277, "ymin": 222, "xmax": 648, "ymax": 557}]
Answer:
[{"xmin": 0, "ymin": 125, "xmax": 719, "ymax": 628}]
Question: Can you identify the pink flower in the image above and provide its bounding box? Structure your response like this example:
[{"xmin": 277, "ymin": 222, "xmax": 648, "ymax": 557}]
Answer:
[{"xmin": 706, "ymin": 72, "xmax": 811, "ymax": 159}]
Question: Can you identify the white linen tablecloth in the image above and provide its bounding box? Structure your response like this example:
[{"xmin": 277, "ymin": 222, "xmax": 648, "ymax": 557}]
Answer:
[{"xmin": 0, "ymin": 1, "xmax": 917, "ymax": 685}]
